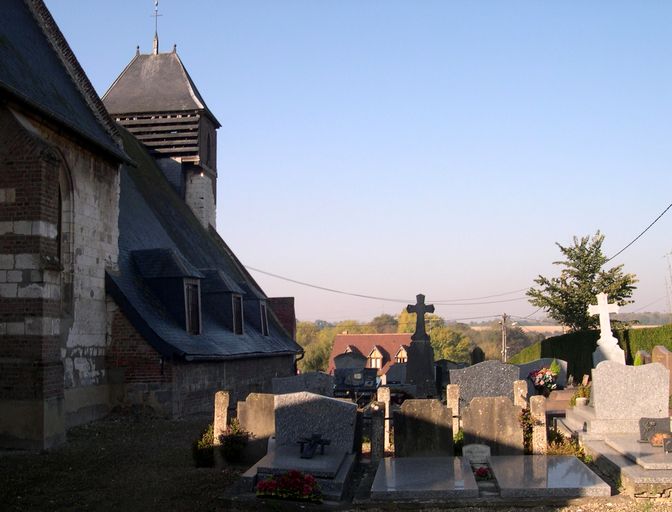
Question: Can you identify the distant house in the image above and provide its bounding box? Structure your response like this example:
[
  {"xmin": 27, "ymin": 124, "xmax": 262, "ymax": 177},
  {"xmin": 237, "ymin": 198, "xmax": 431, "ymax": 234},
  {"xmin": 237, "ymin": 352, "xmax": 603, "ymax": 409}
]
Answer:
[{"xmin": 328, "ymin": 333, "xmax": 412, "ymax": 377}]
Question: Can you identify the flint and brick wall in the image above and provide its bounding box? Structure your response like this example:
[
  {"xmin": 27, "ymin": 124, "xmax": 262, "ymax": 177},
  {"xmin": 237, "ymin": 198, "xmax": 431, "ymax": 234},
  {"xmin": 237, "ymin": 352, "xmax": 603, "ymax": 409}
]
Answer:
[
  {"xmin": 108, "ymin": 303, "xmax": 295, "ymax": 418},
  {"xmin": 0, "ymin": 105, "xmax": 120, "ymax": 448}
]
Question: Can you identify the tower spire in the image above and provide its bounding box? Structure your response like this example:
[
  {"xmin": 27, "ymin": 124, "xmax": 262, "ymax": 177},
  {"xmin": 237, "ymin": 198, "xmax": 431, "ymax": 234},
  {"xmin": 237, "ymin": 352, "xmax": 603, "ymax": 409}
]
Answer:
[{"xmin": 151, "ymin": 0, "xmax": 161, "ymax": 55}]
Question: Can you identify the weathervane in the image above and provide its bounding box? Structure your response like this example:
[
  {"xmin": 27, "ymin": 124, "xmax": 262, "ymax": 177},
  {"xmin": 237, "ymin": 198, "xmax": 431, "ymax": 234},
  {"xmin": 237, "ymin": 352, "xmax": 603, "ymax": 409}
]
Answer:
[{"xmin": 151, "ymin": 0, "xmax": 162, "ymax": 55}]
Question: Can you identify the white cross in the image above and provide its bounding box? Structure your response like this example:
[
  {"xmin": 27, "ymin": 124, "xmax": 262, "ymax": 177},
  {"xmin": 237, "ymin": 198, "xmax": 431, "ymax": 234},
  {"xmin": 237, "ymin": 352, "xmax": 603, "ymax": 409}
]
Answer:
[{"xmin": 588, "ymin": 292, "xmax": 619, "ymax": 340}]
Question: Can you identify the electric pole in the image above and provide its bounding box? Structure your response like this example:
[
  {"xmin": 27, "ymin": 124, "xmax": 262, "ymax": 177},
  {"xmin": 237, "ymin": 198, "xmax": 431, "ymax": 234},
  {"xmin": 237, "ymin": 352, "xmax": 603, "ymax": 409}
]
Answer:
[{"xmin": 500, "ymin": 313, "xmax": 509, "ymax": 362}]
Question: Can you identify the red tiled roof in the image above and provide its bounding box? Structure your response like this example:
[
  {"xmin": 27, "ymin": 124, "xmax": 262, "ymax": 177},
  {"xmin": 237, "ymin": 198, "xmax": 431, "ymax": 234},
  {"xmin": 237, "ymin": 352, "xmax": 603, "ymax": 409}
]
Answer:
[{"xmin": 328, "ymin": 333, "xmax": 412, "ymax": 376}]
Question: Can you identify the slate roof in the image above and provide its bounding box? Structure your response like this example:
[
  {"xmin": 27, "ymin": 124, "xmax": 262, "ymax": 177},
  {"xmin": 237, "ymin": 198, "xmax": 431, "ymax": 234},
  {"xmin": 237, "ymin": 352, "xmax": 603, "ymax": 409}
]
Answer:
[
  {"xmin": 106, "ymin": 127, "xmax": 300, "ymax": 361},
  {"xmin": 328, "ymin": 333, "xmax": 412, "ymax": 376},
  {"xmin": 102, "ymin": 51, "xmax": 221, "ymax": 127},
  {"xmin": 133, "ymin": 248, "xmax": 204, "ymax": 279},
  {"xmin": 0, "ymin": 0, "xmax": 127, "ymax": 162}
]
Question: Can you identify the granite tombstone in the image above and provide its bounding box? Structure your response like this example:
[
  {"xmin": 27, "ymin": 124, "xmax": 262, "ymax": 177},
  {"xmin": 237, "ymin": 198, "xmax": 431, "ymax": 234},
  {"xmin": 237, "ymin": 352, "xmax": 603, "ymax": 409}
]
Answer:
[
  {"xmin": 449, "ymin": 360, "xmax": 520, "ymax": 407},
  {"xmin": 461, "ymin": 396, "xmax": 524, "ymax": 455},
  {"xmin": 393, "ymin": 399, "xmax": 453, "ymax": 457}
]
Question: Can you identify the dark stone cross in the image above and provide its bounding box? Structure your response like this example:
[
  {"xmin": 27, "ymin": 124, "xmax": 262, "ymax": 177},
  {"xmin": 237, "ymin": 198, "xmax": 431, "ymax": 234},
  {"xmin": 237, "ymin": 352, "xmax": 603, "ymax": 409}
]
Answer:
[{"xmin": 407, "ymin": 293, "xmax": 434, "ymax": 342}]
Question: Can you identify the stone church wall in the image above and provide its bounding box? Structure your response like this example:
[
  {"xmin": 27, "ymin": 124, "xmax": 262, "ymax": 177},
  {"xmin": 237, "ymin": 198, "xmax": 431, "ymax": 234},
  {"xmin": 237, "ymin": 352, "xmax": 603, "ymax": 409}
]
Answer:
[
  {"xmin": 0, "ymin": 106, "xmax": 120, "ymax": 449},
  {"xmin": 184, "ymin": 171, "xmax": 216, "ymax": 229}
]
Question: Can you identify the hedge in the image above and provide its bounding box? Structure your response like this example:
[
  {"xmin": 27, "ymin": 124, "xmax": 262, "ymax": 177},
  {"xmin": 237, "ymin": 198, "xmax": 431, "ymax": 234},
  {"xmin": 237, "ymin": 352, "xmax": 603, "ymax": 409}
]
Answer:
[{"xmin": 509, "ymin": 324, "xmax": 672, "ymax": 380}]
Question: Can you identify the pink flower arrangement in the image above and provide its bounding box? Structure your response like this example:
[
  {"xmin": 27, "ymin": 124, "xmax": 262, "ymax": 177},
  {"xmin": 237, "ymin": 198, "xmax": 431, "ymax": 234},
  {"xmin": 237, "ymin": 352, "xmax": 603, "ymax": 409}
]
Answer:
[
  {"xmin": 256, "ymin": 470, "xmax": 322, "ymax": 503},
  {"xmin": 528, "ymin": 367, "xmax": 558, "ymax": 392}
]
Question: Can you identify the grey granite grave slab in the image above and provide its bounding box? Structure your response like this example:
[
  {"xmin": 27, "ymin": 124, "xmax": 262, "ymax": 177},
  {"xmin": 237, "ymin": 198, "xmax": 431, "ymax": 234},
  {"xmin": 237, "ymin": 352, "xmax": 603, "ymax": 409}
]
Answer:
[
  {"xmin": 489, "ymin": 456, "xmax": 611, "ymax": 498},
  {"xmin": 274, "ymin": 391, "xmax": 357, "ymax": 452},
  {"xmin": 255, "ymin": 445, "xmax": 347, "ymax": 478},
  {"xmin": 370, "ymin": 457, "xmax": 479, "ymax": 500},
  {"xmin": 462, "ymin": 397, "xmax": 524, "ymax": 455},
  {"xmin": 272, "ymin": 372, "xmax": 334, "ymax": 397},
  {"xmin": 582, "ymin": 438, "xmax": 672, "ymax": 497},
  {"xmin": 592, "ymin": 361, "xmax": 669, "ymax": 420},
  {"xmin": 605, "ymin": 434, "xmax": 672, "ymax": 470},
  {"xmin": 516, "ymin": 358, "xmax": 568, "ymax": 396},
  {"xmin": 393, "ymin": 399, "xmax": 453, "ymax": 457},
  {"xmin": 449, "ymin": 360, "xmax": 519, "ymax": 407}
]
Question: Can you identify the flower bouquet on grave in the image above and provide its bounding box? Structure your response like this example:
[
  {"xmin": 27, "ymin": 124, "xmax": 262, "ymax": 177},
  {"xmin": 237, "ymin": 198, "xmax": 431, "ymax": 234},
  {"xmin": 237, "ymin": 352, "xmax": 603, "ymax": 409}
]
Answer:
[
  {"xmin": 528, "ymin": 367, "xmax": 558, "ymax": 396},
  {"xmin": 473, "ymin": 466, "xmax": 493, "ymax": 481},
  {"xmin": 256, "ymin": 470, "xmax": 322, "ymax": 503}
]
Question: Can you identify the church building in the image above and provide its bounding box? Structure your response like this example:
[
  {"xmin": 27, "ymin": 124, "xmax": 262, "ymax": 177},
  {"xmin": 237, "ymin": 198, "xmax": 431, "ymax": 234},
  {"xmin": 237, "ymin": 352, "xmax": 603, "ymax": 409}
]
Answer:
[{"xmin": 0, "ymin": 0, "xmax": 301, "ymax": 450}]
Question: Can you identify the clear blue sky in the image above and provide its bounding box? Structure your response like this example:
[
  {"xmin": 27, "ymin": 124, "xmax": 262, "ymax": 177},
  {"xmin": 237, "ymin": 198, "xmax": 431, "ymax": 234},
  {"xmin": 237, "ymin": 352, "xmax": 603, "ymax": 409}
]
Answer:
[{"xmin": 46, "ymin": 1, "xmax": 672, "ymax": 322}]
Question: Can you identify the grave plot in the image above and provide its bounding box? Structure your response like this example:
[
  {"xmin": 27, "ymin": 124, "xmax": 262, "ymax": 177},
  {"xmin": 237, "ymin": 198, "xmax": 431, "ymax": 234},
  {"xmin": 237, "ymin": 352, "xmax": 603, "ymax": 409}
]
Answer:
[
  {"xmin": 370, "ymin": 457, "xmax": 479, "ymax": 500},
  {"xmin": 559, "ymin": 360, "xmax": 672, "ymax": 497},
  {"xmin": 489, "ymin": 456, "xmax": 610, "ymax": 498},
  {"xmin": 242, "ymin": 391, "xmax": 358, "ymax": 501}
]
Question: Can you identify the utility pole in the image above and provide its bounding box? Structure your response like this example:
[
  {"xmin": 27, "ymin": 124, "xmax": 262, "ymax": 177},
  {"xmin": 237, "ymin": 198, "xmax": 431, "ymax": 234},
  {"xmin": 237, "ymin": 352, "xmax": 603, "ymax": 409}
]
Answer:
[{"xmin": 500, "ymin": 313, "xmax": 509, "ymax": 362}]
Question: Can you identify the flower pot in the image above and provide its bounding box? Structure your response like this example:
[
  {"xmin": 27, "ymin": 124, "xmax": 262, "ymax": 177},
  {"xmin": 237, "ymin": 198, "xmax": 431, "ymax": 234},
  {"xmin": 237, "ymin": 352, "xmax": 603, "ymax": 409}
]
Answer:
[{"xmin": 575, "ymin": 397, "xmax": 588, "ymax": 407}]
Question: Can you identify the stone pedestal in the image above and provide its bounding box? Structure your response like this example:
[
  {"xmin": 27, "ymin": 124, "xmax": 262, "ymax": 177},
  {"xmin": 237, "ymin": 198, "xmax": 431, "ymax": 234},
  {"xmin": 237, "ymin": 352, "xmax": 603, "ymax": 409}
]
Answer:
[
  {"xmin": 377, "ymin": 386, "xmax": 392, "ymax": 451},
  {"xmin": 406, "ymin": 341, "xmax": 436, "ymax": 398},
  {"xmin": 370, "ymin": 401, "xmax": 385, "ymax": 463},
  {"xmin": 213, "ymin": 390, "xmax": 230, "ymax": 468},
  {"xmin": 446, "ymin": 384, "xmax": 460, "ymax": 433},
  {"xmin": 530, "ymin": 396, "xmax": 547, "ymax": 454}
]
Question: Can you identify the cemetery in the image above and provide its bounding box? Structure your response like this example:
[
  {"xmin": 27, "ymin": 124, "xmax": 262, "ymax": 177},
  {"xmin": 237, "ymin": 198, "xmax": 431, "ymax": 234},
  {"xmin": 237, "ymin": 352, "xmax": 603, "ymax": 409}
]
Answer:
[{"xmin": 202, "ymin": 293, "xmax": 671, "ymax": 507}]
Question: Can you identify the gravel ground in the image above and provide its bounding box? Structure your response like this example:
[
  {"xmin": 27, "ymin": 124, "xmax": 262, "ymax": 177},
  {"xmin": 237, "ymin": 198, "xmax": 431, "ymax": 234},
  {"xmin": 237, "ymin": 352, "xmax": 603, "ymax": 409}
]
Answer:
[{"xmin": 1, "ymin": 413, "xmax": 671, "ymax": 512}]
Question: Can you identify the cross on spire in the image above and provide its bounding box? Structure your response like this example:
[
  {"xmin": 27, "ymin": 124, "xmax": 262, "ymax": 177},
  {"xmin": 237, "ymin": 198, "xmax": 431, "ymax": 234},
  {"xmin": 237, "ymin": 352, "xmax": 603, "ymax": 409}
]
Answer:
[
  {"xmin": 151, "ymin": 0, "xmax": 162, "ymax": 55},
  {"xmin": 407, "ymin": 294, "xmax": 434, "ymax": 342},
  {"xmin": 588, "ymin": 292, "xmax": 619, "ymax": 341}
]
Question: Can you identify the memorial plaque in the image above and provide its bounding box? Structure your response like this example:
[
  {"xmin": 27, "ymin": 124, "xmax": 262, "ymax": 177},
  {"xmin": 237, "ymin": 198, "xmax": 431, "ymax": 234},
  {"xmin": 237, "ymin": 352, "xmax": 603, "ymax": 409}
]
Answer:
[{"xmin": 638, "ymin": 417, "xmax": 671, "ymax": 443}]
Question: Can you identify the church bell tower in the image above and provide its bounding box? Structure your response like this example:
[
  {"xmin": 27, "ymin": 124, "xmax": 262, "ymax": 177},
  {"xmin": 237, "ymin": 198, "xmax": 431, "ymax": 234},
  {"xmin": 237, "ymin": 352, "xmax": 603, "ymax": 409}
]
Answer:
[{"xmin": 102, "ymin": 18, "xmax": 220, "ymax": 229}]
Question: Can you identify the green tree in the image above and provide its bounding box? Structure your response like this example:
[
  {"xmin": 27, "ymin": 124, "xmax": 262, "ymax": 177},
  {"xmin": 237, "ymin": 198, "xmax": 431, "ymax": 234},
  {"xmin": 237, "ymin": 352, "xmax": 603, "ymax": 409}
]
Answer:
[
  {"xmin": 429, "ymin": 326, "xmax": 472, "ymax": 362},
  {"xmin": 370, "ymin": 313, "xmax": 398, "ymax": 333},
  {"xmin": 526, "ymin": 231, "xmax": 637, "ymax": 332}
]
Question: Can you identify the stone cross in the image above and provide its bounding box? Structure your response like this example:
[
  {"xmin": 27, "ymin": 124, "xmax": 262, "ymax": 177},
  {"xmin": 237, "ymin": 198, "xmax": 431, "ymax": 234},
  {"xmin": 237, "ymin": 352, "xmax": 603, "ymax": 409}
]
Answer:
[
  {"xmin": 588, "ymin": 292, "xmax": 619, "ymax": 341},
  {"xmin": 589, "ymin": 292, "xmax": 625, "ymax": 365},
  {"xmin": 407, "ymin": 293, "xmax": 434, "ymax": 341}
]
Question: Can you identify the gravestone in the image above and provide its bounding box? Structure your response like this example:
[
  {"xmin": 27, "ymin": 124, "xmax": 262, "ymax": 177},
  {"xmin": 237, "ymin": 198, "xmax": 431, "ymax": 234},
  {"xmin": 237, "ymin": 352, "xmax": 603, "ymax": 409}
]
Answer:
[
  {"xmin": 274, "ymin": 392, "xmax": 357, "ymax": 451},
  {"xmin": 393, "ymin": 399, "xmax": 453, "ymax": 457},
  {"xmin": 333, "ymin": 367, "xmax": 377, "ymax": 400},
  {"xmin": 334, "ymin": 351, "xmax": 366, "ymax": 370},
  {"xmin": 461, "ymin": 396, "xmax": 524, "ymax": 455},
  {"xmin": 248, "ymin": 392, "xmax": 358, "ymax": 500},
  {"xmin": 237, "ymin": 393, "xmax": 275, "ymax": 462},
  {"xmin": 272, "ymin": 371, "xmax": 334, "ymax": 397},
  {"xmin": 652, "ymin": 345, "xmax": 672, "ymax": 395},
  {"xmin": 462, "ymin": 443, "xmax": 491, "ymax": 464},
  {"xmin": 589, "ymin": 292, "xmax": 625, "ymax": 366},
  {"xmin": 405, "ymin": 294, "xmax": 436, "ymax": 397},
  {"xmin": 516, "ymin": 358, "xmax": 568, "ymax": 397},
  {"xmin": 382, "ymin": 362, "xmax": 406, "ymax": 384},
  {"xmin": 634, "ymin": 350, "xmax": 652, "ymax": 365},
  {"xmin": 591, "ymin": 361, "xmax": 668, "ymax": 421},
  {"xmin": 449, "ymin": 360, "xmax": 520, "ymax": 407},
  {"xmin": 565, "ymin": 361, "xmax": 669, "ymax": 435},
  {"xmin": 470, "ymin": 346, "xmax": 485, "ymax": 365}
]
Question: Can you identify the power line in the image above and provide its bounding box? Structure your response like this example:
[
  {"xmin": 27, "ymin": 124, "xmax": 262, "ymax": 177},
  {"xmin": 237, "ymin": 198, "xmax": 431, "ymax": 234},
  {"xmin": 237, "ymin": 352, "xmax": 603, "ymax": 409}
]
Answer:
[
  {"xmin": 245, "ymin": 265, "xmax": 528, "ymax": 305},
  {"xmin": 606, "ymin": 201, "xmax": 672, "ymax": 262}
]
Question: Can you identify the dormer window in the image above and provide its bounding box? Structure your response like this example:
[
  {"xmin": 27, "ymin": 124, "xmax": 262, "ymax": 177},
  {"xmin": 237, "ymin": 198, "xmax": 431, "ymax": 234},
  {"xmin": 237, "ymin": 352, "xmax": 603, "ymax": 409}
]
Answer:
[
  {"xmin": 368, "ymin": 347, "xmax": 383, "ymax": 369},
  {"xmin": 260, "ymin": 302, "xmax": 269, "ymax": 336},
  {"xmin": 395, "ymin": 347, "xmax": 408, "ymax": 364},
  {"xmin": 232, "ymin": 294, "xmax": 244, "ymax": 335},
  {"xmin": 184, "ymin": 278, "xmax": 201, "ymax": 334}
]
